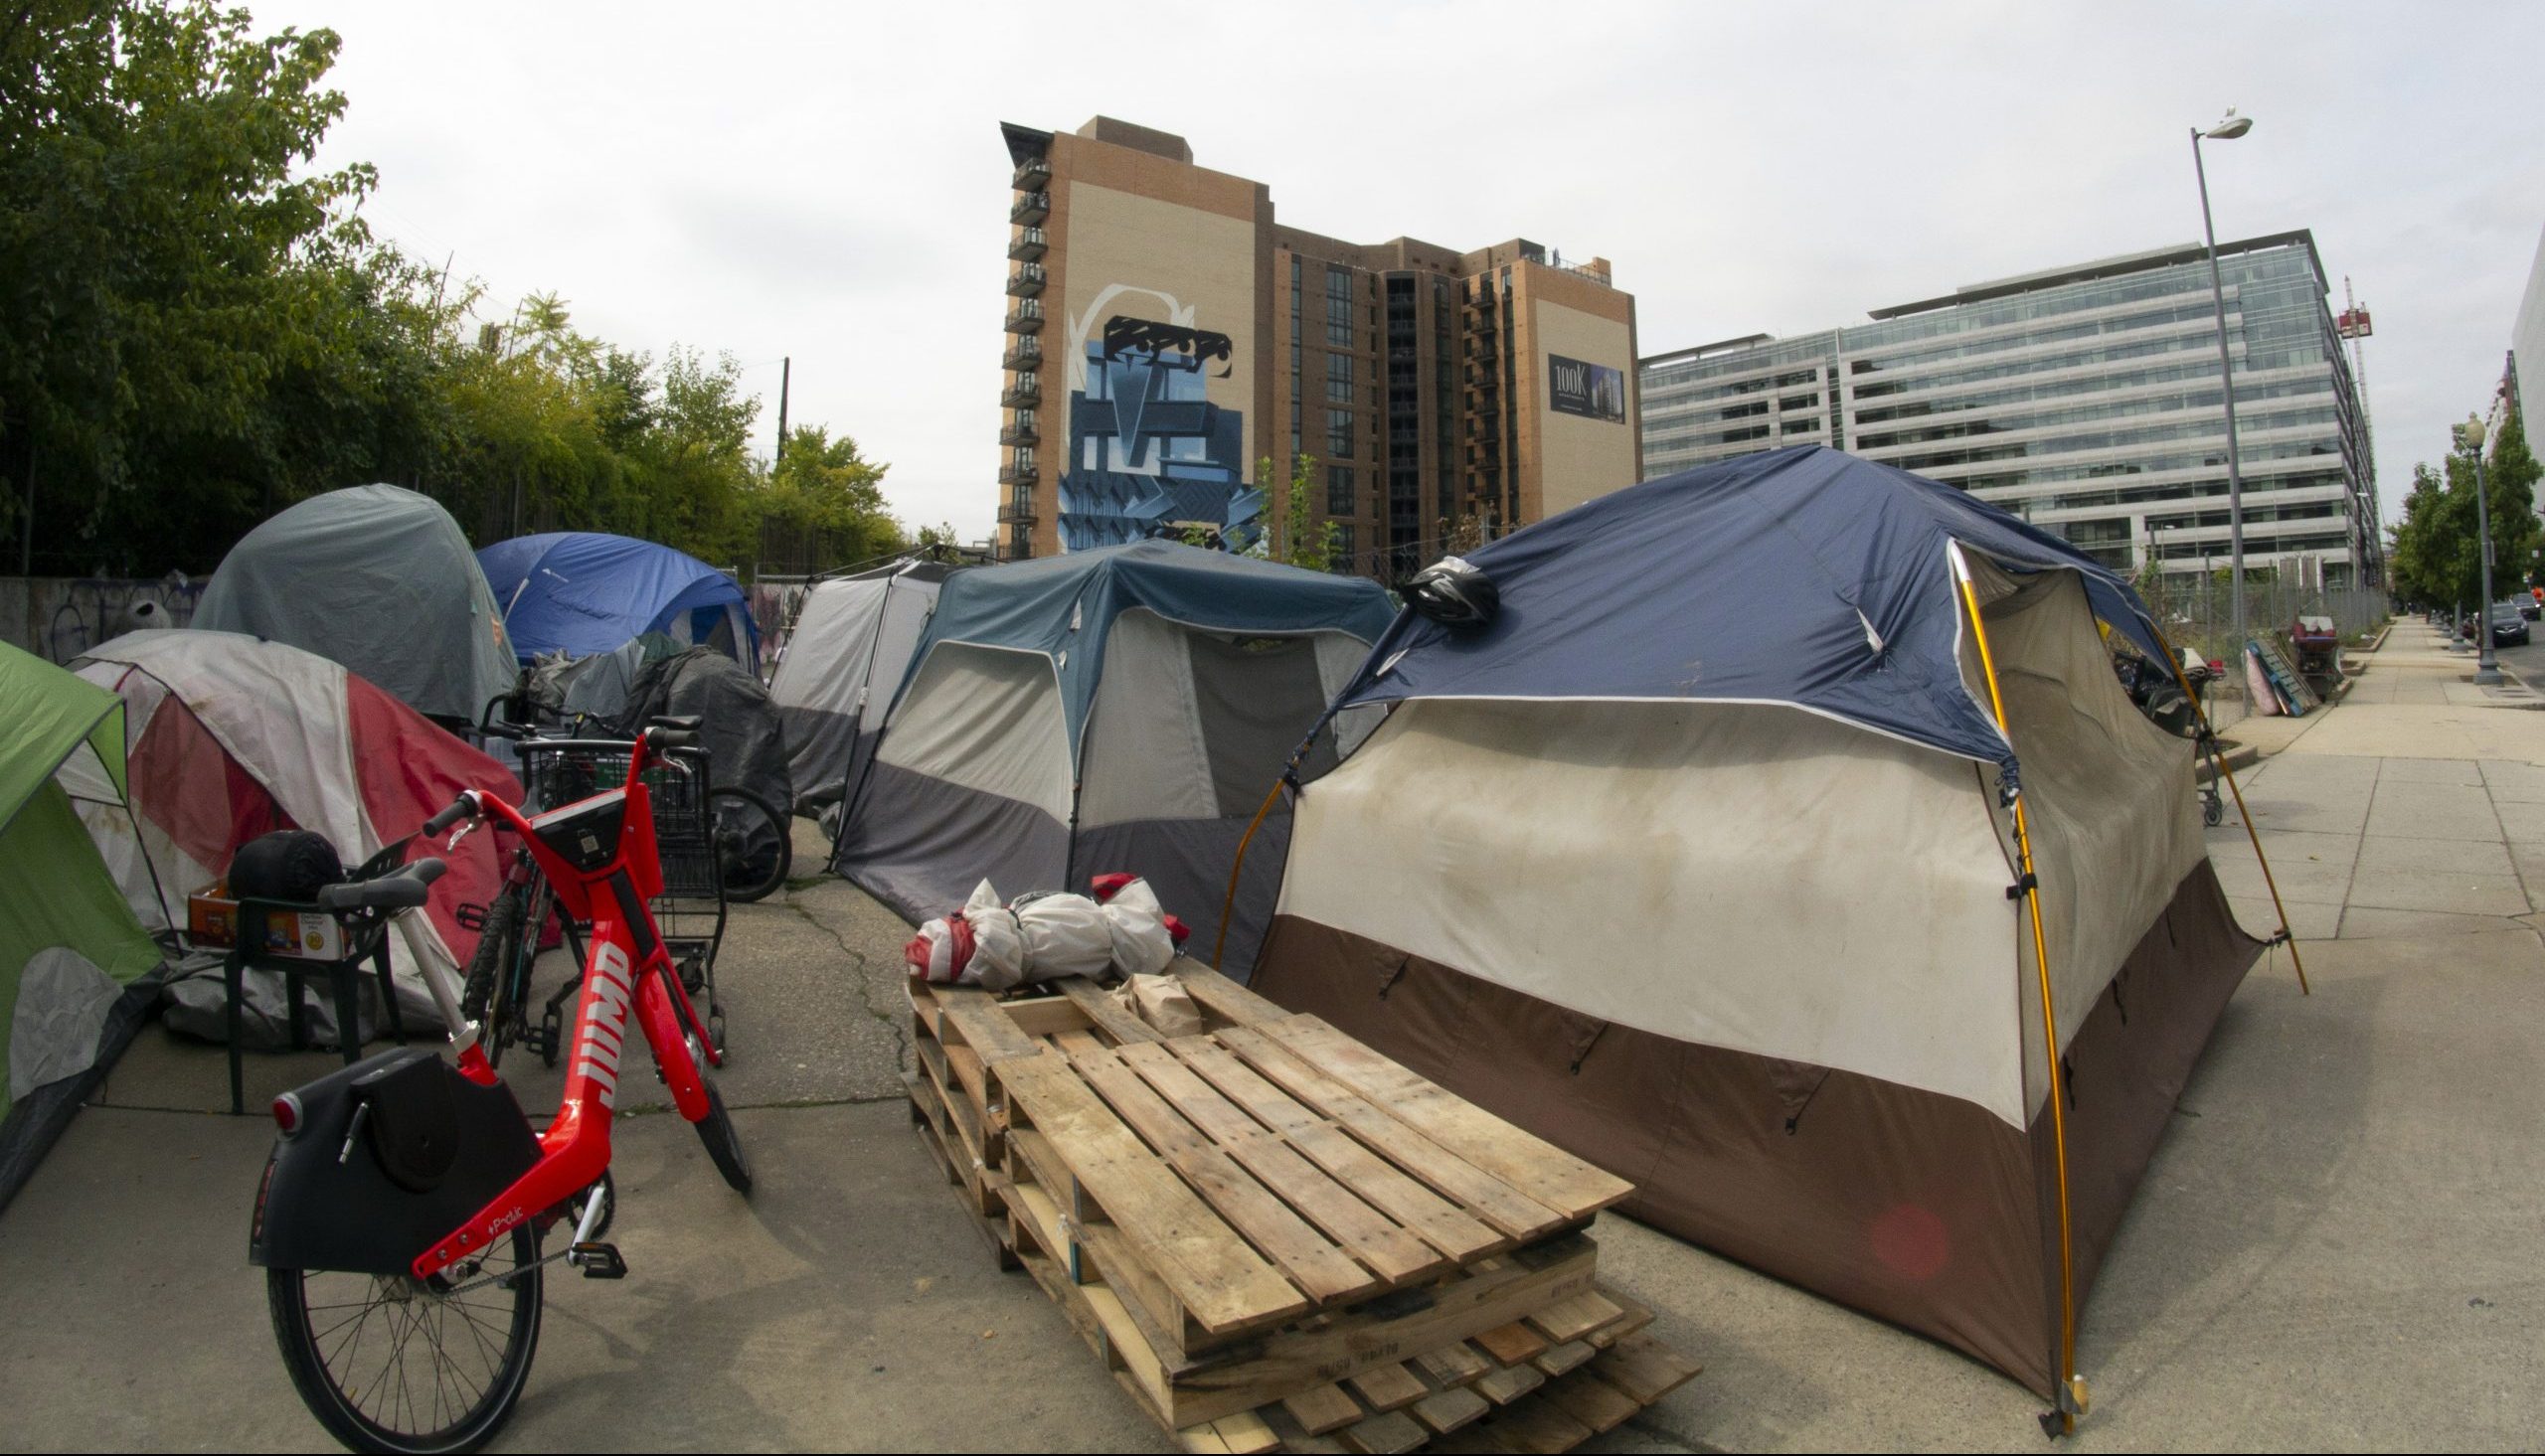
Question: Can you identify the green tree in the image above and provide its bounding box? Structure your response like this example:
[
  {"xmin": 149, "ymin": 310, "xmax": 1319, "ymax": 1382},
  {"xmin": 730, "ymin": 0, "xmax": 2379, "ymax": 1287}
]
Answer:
[
  {"xmin": 0, "ymin": 2, "xmax": 903, "ymax": 583},
  {"xmin": 2391, "ymin": 406, "xmax": 2544, "ymax": 616},
  {"xmin": 752, "ymin": 424, "xmax": 903, "ymax": 569},
  {"xmin": 2480, "ymin": 404, "xmax": 2544, "ymax": 592},
  {"xmin": 2, "ymin": 0, "xmax": 385, "ymax": 569},
  {"xmin": 1253, "ymin": 453, "xmax": 1337, "ymax": 571}
]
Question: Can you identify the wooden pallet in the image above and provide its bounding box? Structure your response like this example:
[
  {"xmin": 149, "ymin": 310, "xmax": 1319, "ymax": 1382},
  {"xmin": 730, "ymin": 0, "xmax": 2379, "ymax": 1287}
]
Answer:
[
  {"xmin": 903, "ymin": 961, "xmax": 1689, "ymax": 1449},
  {"xmin": 2249, "ymin": 637, "xmax": 2320, "ymax": 715}
]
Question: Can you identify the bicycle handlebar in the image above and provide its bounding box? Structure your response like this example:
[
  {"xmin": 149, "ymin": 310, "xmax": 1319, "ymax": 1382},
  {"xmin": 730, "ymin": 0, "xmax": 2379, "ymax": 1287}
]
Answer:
[
  {"xmin": 315, "ymin": 858, "xmax": 445, "ymax": 912},
  {"xmin": 424, "ymin": 798, "xmax": 473, "ymax": 836}
]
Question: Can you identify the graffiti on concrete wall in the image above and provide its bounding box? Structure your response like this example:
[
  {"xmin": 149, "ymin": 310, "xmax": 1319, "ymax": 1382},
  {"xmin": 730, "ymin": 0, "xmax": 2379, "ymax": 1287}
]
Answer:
[{"xmin": 34, "ymin": 575, "xmax": 204, "ymax": 663}]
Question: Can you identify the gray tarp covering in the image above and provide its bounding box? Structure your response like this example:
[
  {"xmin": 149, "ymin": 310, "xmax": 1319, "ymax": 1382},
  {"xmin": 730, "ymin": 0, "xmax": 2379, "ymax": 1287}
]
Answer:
[
  {"xmin": 195, "ymin": 485, "xmax": 517, "ymax": 724},
  {"xmin": 767, "ymin": 562, "xmax": 950, "ymax": 816},
  {"xmin": 525, "ymin": 634, "xmax": 677, "ymax": 727},
  {"xmin": 625, "ymin": 647, "xmax": 792, "ymax": 813}
]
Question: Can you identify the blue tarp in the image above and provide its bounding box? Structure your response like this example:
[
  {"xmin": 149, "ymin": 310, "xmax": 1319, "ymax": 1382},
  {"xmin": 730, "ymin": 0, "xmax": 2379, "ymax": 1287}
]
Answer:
[
  {"xmin": 478, "ymin": 533, "xmax": 759, "ymax": 670},
  {"xmin": 1332, "ymin": 445, "xmax": 2170, "ymax": 765},
  {"xmin": 902, "ymin": 540, "xmax": 1395, "ymax": 767}
]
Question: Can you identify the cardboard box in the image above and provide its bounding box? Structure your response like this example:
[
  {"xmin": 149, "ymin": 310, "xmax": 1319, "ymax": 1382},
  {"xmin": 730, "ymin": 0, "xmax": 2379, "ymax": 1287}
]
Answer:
[{"xmin": 186, "ymin": 882, "xmax": 348, "ymax": 960}]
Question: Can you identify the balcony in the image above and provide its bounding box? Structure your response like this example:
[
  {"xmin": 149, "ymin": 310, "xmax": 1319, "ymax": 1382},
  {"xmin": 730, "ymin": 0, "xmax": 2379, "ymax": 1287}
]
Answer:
[
  {"xmin": 1472, "ymin": 309, "xmax": 1498, "ymax": 336},
  {"xmin": 1004, "ymin": 298, "xmax": 1045, "ymax": 335},
  {"xmin": 1001, "ymin": 339, "xmax": 1043, "ymax": 371},
  {"xmin": 998, "ymin": 500, "xmax": 1039, "ymax": 526},
  {"xmin": 1000, "ymin": 416, "xmax": 1039, "ymax": 447},
  {"xmin": 1006, "ymin": 262, "xmax": 1046, "ymax": 297},
  {"xmin": 1000, "ymin": 377, "xmax": 1041, "ymax": 408},
  {"xmin": 997, "ymin": 461, "xmax": 1039, "ymax": 487},
  {"xmin": 1008, "ymin": 227, "xmax": 1047, "ymax": 262},
  {"xmin": 1010, "ymin": 190, "xmax": 1050, "ymax": 226},
  {"xmin": 1012, "ymin": 156, "xmax": 1050, "ymax": 189}
]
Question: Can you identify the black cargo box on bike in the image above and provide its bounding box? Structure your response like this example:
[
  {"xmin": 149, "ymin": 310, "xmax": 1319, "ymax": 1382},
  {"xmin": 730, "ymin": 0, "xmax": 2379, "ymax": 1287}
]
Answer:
[{"xmin": 251, "ymin": 1047, "xmax": 541, "ymax": 1276}]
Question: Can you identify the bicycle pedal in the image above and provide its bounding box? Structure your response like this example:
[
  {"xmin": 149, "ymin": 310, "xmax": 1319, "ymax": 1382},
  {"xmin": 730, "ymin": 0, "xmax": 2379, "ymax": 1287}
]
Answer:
[
  {"xmin": 455, "ymin": 902, "xmax": 489, "ymax": 931},
  {"xmin": 572, "ymin": 1241, "xmax": 627, "ymax": 1279}
]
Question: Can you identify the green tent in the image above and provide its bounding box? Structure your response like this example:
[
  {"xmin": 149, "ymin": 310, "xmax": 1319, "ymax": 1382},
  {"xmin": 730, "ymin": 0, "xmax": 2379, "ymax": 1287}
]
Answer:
[{"xmin": 0, "ymin": 641, "xmax": 169, "ymax": 1212}]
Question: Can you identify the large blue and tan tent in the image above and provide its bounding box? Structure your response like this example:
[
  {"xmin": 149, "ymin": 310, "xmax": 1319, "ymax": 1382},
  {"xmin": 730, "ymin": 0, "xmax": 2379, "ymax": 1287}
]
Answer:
[
  {"xmin": 1250, "ymin": 445, "xmax": 2275, "ymax": 1402},
  {"xmin": 830, "ymin": 540, "xmax": 1392, "ymax": 972}
]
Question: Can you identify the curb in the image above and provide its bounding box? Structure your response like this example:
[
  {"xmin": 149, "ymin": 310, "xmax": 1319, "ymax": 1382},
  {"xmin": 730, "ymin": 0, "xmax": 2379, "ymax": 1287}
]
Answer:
[{"xmin": 2198, "ymin": 743, "xmax": 2260, "ymax": 784}]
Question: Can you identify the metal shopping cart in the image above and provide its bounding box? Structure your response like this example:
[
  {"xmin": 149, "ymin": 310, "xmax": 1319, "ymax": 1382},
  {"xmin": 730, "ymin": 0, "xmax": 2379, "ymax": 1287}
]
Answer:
[{"xmin": 516, "ymin": 729, "xmax": 730, "ymax": 1054}]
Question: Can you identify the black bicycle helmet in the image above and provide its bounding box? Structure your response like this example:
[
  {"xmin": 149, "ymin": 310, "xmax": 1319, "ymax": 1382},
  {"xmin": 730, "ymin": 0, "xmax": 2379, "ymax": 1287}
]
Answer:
[
  {"xmin": 228, "ymin": 830, "xmax": 345, "ymax": 903},
  {"xmin": 1406, "ymin": 556, "xmax": 1499, "ymax": 629}
]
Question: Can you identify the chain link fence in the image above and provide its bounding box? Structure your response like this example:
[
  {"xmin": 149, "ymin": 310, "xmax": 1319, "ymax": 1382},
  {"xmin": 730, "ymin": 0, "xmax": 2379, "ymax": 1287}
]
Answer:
[{"xmin": 2133, "ymin": 574, "xmax": 2390, "ymax": 723}]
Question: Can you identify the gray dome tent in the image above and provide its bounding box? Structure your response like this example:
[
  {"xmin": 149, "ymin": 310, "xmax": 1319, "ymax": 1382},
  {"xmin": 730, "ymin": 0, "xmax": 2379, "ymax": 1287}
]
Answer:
[
  {"xmin": 195, "ymin": 484, "xmax": 516, "ymax": 725},
  {"xmin": 766, "ymin": 559, "xmax": 957, "ymax": 818}
]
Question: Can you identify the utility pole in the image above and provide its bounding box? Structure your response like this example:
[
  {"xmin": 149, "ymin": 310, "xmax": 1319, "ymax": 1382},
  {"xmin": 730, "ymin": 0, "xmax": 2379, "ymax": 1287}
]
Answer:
[
  {"xmin": 2460, "ymin": 414, "xmax": 2502, "ymax": 686},
  {"xmin": 774, "ymin": 356, "xmax": 791, "ymax": 467},
  {"xmin": 18, "ymin": 436, "xmax": 33, "ymax": 576}
]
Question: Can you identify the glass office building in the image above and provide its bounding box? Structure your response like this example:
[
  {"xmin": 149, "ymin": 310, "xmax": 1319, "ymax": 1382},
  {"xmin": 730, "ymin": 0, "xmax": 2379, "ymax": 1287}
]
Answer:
[{"xmin": 1640, "ymin": 231, "xmax": 2378, "ymax": 586}]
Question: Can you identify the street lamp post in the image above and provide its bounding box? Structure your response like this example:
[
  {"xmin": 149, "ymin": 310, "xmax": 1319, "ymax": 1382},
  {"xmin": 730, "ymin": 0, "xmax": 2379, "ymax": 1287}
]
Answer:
[
  {"xmin": 2459, "ymin": 415, "xmax": 2502, "ymax": 686},
  {"xmin": 2191, "ymin": 110, "xmax": 2254, "ymax": 693}
]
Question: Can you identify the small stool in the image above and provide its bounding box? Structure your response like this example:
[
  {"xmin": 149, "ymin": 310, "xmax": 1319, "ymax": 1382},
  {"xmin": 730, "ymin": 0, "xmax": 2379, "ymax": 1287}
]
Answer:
[{"xmin": 222, "ymin": 898, "xmax": 408, "ymax": 1114}]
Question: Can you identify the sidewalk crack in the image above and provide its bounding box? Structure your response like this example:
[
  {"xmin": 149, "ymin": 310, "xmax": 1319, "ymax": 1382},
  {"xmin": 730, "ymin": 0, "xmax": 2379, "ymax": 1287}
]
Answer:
[{"xmin": 786, "ymin": 899, "xmax": 913, "ymax": 1076}]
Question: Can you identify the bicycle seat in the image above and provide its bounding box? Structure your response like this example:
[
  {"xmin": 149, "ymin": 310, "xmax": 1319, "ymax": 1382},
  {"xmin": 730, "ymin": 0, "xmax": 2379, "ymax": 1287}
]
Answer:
[{"xmin": 313, "ymin": 859, "xmax": 446, "ymax": 913}]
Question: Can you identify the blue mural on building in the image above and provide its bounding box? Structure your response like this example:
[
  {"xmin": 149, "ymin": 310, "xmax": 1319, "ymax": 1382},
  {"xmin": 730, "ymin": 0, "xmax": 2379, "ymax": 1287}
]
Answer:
[{"xmin": 1057, "ymin": 302, "xmax": 1263, "ymax": 552}]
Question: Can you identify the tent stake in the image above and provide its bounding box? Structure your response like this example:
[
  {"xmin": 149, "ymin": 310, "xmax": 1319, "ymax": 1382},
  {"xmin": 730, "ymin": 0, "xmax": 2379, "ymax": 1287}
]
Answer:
[
  {"xmin": 1953, "ymin": 556, "xmax": 2083, "ymax": 1434},
  {"xmin": 1213, "ymin": 777, "xmax": 1287, "ymax": 971},
  {"xmin": 2157, "ymin": 640, "xmax": 2309, "ymax": 994}
]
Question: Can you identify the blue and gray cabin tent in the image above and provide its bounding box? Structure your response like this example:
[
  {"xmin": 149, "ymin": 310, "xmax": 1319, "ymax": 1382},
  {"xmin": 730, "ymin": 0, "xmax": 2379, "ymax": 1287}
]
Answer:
[{"xmin": 828, "ymin": 540, "xmax": 1393, "ymax": 977}]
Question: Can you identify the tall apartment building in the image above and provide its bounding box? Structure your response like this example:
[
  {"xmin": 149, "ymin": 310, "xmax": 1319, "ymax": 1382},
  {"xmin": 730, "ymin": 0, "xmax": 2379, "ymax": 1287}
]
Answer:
[
  {"xmin": 1640, "ymin": 232, "xmax": 2380, "ymax": 587},
  {"xmin": 994, "ymin": 116, "xmax": 1640, "ymax": 578}
]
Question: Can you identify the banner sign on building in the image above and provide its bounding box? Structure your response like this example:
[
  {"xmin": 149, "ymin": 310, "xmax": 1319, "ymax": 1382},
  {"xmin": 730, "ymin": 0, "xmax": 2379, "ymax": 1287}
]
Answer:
[{"xmin": 1549, "ymin": 354, "xmax": 1626, "ymax": 423}]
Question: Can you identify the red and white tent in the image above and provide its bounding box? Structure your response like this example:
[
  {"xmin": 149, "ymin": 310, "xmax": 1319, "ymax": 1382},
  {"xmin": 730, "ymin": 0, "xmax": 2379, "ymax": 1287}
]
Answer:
[{"xmin": 71, "ymin": 631, "xmax": 518, "ymax": 1007}]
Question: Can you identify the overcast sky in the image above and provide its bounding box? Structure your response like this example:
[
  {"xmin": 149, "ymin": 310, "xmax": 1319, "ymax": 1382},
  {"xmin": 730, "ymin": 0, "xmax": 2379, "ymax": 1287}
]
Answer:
[{"xmin": 257, "ymin": 0, "xmax": 2545, "ymax": 545}]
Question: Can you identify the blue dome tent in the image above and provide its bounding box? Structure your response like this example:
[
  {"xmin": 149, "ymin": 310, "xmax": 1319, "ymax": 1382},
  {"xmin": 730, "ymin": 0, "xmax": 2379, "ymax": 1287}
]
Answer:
[{"xmin": 478, "ymin": 533, "xmax": 760, "ymax": 672}]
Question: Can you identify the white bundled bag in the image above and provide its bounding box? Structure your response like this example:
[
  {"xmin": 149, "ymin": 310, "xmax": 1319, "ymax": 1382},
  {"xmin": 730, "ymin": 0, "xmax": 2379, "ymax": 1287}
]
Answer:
[{"xmin": 904, "ymin": 876, "xmax": 1176, "ymax": 992}]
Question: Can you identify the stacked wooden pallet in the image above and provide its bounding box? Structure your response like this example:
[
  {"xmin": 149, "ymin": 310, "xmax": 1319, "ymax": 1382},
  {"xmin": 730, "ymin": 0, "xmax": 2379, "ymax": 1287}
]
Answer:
[{"xmin": 904, "ymin": 961, "xmax": 1701, "ymax": 1454}]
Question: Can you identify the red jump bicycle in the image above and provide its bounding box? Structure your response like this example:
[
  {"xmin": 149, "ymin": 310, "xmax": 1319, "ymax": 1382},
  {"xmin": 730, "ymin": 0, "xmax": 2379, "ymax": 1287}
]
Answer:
[{"xmin": 253, "ymin": 720, "xmax": 751, "ymax": 1454}]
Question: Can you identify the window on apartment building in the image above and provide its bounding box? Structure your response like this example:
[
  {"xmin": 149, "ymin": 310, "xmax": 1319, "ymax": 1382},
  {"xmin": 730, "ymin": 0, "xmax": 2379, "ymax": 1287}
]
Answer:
[
  {"xmin": 1327, "ymin": 407, "xmax": 1355, "ymax": 459},
  {"xmin": 1327, "ymin": 465, "xmax": 1356, "ymax": 517},
  {"xmin": 1334, "ymin": 523, "xmax": 1357, "ymax": 566},
  {"xmin": 1327, "ymin": 353, "xmax": 1353, "ymax": 403},
  {"xmin": 1325, "ymin": 265, "xmax": 1355, "ymax": 344}
]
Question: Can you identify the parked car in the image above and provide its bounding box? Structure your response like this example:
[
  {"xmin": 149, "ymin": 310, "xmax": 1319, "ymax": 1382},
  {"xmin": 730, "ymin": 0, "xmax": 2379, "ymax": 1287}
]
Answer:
[
  {"xmin": 2489, "ymin": 602, "xmax": 2530, "ymax": 647},
  {"xmin": 2521, "ymin": 594, "xmax": 2542, "ymax": 622}
]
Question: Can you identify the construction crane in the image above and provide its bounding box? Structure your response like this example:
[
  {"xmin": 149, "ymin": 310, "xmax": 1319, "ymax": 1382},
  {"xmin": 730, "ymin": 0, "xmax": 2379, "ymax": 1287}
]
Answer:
[{"xmin": 2335, "ymin": 277, "xmax": 2382, "ymax": 586}]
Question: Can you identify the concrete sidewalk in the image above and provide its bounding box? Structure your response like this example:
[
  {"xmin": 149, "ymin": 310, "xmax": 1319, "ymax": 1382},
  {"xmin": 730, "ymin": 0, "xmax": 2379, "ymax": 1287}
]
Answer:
[
  {"xmin": 3, "ymin": 622, "xmax": 2541, "ymax": 1450},
  {"xmin": 2210, "ymin": 617, "xmax": 2545, "ymax": 943}
]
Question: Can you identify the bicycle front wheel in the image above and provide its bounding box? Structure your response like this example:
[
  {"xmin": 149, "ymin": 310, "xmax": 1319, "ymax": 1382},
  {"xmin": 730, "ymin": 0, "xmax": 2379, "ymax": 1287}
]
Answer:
[
  {"xmin": 268, "ymin": 1226, "xmax": 543, "ymax": 1455},
  {"xmin": 696, "ymin": 1076, "xmax": 754, "ymax": 1195}
]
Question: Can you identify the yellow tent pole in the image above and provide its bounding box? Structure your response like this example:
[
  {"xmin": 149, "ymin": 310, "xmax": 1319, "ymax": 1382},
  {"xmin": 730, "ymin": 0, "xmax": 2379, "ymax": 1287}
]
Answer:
[
  {"xmin": 2155, "ymin": 637, "xmax": 2310, "ymax": 995},
  {"xmin": 1952, "ymin": 556, "xmax": 2084, "ymax": 1432},
  {"xmin": 1212, "ymin": 777, "xmax": 1287, "ymax": 971}
]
